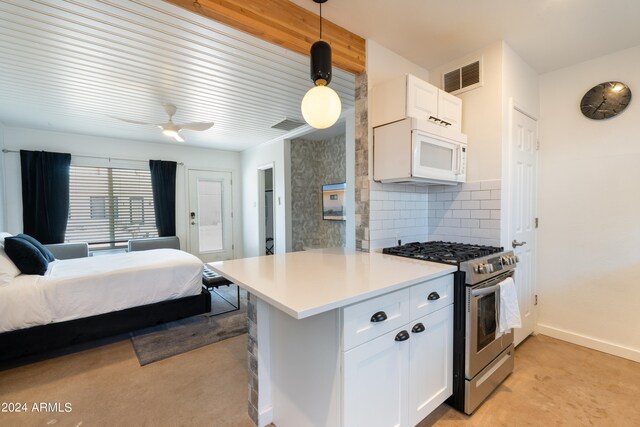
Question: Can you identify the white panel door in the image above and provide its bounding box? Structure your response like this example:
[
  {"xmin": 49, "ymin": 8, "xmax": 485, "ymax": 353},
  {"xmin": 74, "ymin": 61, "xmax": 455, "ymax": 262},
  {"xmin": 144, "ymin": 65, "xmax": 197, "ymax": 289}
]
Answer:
[
  {"xmin": 343, "ymin": 327, "xmax": 410, "ymax": 427},
  {"xmin": 510, "ymin": 109, "xmax": 538, "ymax": 346},
  {"xmin": 408, "ymin": 305, "xmax": 453, "ymax": 426},
  {"xmin": 406, "ymin": 74, "xmax": 438, "ymax": 121},
  {"xmin": 188, "ymin": 170, "xmax": 233, "ymax": 262}
]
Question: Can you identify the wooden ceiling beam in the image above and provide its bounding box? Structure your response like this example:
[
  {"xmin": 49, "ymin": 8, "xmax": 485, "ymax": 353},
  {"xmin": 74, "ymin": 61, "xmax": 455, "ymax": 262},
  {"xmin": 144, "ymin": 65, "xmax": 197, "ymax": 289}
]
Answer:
[{"xmin": 164, "ymin": 0, "xmax": 366, "ymax": 75}]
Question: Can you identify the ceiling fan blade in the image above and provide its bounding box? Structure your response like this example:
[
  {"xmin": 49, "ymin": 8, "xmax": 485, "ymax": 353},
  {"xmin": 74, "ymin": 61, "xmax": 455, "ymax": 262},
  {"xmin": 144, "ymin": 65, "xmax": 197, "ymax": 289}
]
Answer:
[
  {"xmin": 174, "ymin": 134, "xmax": 185, "ymax": 143},
  {"xmin": 178, "ymin": 122, "xmax": 214, "ymax": 131},
  {"xmin": 109, "ymin": 115, "xmax": 156, "ymax": 126}
]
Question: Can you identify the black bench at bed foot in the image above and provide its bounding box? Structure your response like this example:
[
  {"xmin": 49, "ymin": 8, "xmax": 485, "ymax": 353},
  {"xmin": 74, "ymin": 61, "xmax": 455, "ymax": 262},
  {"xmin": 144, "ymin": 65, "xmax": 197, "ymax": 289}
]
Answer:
[{"xmin": 202, "ymin": 265, "xmax": 240, "ymax": 315}]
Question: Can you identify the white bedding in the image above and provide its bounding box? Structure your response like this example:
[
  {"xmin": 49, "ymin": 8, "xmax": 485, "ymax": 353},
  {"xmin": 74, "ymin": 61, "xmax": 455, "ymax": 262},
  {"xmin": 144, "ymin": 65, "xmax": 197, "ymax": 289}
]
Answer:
[{"xmin": 0, "ymin": 249, "xmax": 203, "ymax": 333}]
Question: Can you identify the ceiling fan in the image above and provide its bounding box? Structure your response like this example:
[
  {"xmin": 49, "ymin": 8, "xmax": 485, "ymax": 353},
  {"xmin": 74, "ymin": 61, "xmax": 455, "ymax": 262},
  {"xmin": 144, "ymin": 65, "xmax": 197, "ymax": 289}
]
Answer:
[{"xmin": 112, "ymin": 104, "xmax": 213, "ymax": 142}]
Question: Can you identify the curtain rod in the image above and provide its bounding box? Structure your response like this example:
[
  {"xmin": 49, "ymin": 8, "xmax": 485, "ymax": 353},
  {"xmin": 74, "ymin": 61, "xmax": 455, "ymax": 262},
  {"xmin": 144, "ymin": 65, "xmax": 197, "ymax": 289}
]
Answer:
[{"xmin": 1, "ymin": 149, "xmax": 184, "ymax": 166}]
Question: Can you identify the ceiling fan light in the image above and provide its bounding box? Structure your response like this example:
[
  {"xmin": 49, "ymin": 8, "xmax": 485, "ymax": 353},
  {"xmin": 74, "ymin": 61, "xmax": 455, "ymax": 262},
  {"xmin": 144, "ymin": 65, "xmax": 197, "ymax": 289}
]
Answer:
[
  {"xmin": 301, "ymin": 84, "xmax": 341, "ymax": 129},
  {"xmin": 162, "ymin": 128, "xmax": 179, "ymax": 138}
]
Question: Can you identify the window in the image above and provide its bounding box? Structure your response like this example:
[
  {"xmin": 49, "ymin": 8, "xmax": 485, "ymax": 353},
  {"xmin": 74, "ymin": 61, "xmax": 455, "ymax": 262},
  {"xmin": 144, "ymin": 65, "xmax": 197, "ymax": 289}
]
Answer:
[{"xmin": 66, "ymin": 166, "xmax": 157, "ymax": 249}]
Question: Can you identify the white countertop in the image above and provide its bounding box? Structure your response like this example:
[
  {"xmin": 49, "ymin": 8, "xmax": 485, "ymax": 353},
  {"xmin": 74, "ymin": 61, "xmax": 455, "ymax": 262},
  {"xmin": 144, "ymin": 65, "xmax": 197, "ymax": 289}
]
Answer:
[{"xmin": 209, "ymin": 248, "xmax": 456, "ymax": 319}]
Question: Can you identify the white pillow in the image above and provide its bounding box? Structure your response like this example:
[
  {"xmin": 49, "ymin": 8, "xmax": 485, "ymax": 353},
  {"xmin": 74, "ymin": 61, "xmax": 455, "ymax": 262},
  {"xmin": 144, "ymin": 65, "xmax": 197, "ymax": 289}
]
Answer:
[
  {"xmin": 0, "ymin": 247, "xmax": 21, "ymax": 285},
  {"xmin": 0, "ymin": 232, "xmax": 12, "ymax": 246}
]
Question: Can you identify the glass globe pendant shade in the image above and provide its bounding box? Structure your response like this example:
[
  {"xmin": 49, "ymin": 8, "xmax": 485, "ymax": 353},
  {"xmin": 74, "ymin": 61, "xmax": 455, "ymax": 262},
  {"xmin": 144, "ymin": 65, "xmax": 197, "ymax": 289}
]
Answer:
[{"xmin": 301, "ymin": 84, "xmax": 342, "ymax": 129}]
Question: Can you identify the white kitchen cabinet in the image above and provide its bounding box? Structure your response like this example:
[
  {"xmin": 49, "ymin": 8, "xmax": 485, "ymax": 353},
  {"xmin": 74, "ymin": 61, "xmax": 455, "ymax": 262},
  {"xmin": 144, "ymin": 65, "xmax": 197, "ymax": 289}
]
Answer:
[
  {"xmin": 342, "ymin": 277, "xmax": 454, "ymax": 427},
  {"xmin": 372, "ymin": 74, "xmax": 462, "ymax": 132},
  {"xmin": 406, "ymin": 74, "xmax": 438, "ymax": 122},
  {"xmin": 343, "ymin": 326, "xmax": 410, "ymax": 427},
  {"xmin": 408, "ymin": 305, "xmax": 453, "ymax": 425}
]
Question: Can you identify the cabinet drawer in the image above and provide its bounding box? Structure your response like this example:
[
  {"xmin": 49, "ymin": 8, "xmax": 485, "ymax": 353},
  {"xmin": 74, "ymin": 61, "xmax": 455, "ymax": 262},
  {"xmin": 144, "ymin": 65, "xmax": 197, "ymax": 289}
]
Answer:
[
  {"xmin": 343, "ymin": 288, "xmax": 410, "ymax": 351},
  {"xmin": 410, "ymin": 274, "xmax": 453, "ymax": 320}
]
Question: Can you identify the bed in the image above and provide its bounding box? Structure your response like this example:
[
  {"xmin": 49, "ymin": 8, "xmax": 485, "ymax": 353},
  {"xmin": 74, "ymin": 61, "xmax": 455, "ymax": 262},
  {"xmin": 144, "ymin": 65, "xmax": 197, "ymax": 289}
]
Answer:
[{"xmin": 0, "ymin": 249, "xmax": 211, "ymax": 362}]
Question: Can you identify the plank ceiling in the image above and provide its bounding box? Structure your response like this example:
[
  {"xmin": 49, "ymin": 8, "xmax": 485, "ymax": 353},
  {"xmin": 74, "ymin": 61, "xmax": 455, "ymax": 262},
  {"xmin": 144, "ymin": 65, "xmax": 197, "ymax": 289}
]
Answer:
[{"xmin": 0, "ymin": 0, "xmax": 356, "ymax": 151}]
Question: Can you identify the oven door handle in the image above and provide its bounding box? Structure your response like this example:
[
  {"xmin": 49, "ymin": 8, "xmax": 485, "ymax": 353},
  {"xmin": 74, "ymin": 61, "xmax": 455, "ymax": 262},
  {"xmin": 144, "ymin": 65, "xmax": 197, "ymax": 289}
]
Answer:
[{"xmin": 471, "ymin": 284, "xmax": 501, "ymax": 298}]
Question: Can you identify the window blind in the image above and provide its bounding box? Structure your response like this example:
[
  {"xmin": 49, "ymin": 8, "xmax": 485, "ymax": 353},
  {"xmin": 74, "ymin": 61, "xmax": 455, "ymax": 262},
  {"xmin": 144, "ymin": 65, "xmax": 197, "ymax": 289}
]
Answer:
[{"xmin": 66, "ymin": 166, "xmax": 158, "ymax": 248}]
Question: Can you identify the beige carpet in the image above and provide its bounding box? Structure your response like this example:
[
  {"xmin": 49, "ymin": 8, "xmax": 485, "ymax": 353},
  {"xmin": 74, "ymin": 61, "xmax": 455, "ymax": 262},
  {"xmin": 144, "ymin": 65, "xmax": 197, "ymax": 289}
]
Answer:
[{"xmin": 0, "ymin": 335, "xmax": 254, "ymax": 427}]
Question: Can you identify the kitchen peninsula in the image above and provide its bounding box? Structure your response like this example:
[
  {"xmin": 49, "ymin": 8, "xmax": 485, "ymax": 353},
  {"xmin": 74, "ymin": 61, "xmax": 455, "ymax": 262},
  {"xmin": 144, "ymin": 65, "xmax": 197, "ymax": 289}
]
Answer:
[{"xmin": 210, "ymin": 248, "xmax": 456, "ymax": 427}]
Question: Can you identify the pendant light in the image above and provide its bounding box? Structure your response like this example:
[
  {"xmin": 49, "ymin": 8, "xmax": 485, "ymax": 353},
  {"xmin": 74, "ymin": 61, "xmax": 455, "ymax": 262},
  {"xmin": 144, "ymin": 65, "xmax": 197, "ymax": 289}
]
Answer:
[{"xmin": 301, "ymin": 0, "xmax": 342, "ymax": 129}]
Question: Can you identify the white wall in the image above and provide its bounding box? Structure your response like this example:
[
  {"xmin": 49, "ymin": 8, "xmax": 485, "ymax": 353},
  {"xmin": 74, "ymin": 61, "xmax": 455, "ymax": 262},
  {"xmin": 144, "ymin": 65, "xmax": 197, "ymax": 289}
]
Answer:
[
  {"xmin": 430, "ymin": 41, "xmax": 503, "ymax": 182},
  {"xmin": 241, "ymin": 139, "xmax": 291, "ymax": 257},
  {"xmin": 367, "ymin": 39, "xmax": 431, "ymax": 249},
  {"xmin": 2, "ymin": 126, "xmax": 243, "ymax": 257},
  {"xmin": 0, "ymin": 122, "xmax": 6, "ymax": 231},
  {"xmin": 537, "ymin": 44, "xmax": 640, "ymax": 362}
]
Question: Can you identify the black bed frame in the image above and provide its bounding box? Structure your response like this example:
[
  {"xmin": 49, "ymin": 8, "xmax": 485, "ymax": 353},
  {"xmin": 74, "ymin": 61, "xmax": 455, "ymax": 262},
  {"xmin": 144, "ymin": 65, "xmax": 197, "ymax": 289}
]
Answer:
[{"xmin": 0, "ymin": 287, "xmax": 211, "ymax": 363}]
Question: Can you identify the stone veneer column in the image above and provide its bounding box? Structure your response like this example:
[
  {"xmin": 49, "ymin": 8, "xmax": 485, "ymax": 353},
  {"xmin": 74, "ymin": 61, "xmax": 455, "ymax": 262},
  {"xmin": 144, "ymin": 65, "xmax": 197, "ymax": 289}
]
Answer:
[
  {"xmin": 245, "ymin": 73, "xmax": 369, "ymax": 426},
  {"xmin": 247, "ymin": 292, "xmax": 259, "ymax": 424},
  {"xmin": 354, "ymin": 72, "xmax": 370, "ymax": 252}
]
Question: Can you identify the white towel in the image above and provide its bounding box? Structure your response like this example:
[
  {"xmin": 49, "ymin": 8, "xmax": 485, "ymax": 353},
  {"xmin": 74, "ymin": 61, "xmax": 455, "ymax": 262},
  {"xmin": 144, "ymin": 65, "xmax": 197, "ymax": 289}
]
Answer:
[{"xmin": 495, "ymin": 277, "xmax": 521, "ymax": 338}]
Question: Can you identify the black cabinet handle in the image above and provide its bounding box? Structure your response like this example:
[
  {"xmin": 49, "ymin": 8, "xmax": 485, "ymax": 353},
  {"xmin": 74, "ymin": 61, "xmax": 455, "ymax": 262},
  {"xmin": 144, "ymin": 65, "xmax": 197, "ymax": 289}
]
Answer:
[
  {"xmin": 411, "ymin": 323, "xmax": 425, "ymax": 333},
  {"xmin": 427, "ymin": 292, "xmax": 440, "ymax": 301},
  {"xmin": 395, "ymin": 330, "xmax": 410, "ymax": 342},
  {"xmin": 370, "ymin": 311, "xmax": 388, "ymax": 323}
]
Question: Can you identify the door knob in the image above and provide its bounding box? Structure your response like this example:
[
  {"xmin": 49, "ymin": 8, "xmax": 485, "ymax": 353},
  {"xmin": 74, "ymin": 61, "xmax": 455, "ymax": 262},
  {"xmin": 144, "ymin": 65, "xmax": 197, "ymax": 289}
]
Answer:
[
  {"xmin": 512, "ymin": 240, "xmax": 527, "ymax": 248},
  {"xmin": 191, "ymin": 221, "xmax": 196, "ymax": 225}
]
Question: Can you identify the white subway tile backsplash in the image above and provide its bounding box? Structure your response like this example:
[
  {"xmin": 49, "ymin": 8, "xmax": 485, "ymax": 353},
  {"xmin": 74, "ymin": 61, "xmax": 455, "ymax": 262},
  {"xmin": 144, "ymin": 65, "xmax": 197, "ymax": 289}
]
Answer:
[
  {"xmin": 461, "ymin": 182, "xmax": 481, "ymax": 191},
  {"xmin": 461, "ymin": 219, "xmax": 480, "ymax": 228},
  {"xmin": 480, "ymin": 200, "xmax": 501, "ymax": 210},
  {"xmin": 383, "ymin": 219, "xmax": 395, "ymax": 229},
  {"xmin": 382, "ymin": 200, "xmax": 395, "ymax": 210},
  {"xmin": 480, "ymin": 219, "xmax": 500, "ymax": 229},
  {"xmin": 471, "ymin": 190, "xmax": 491, "ymax": 200},
  {"xmin": 471, "ymin": 228, "xmax": 500, "ymax": 239},
  {"xmin": 460, "ymin": 200, "xmax": 481, "ymax": 210},
  {"xmin": 370, "ymin": 200, "xmax": 383, "ymax": 211},
  {"xmin": 436, "ymin": 192, "xmax": 453, "ymax": 201},
  {"xmin": 452, "ymin": 210, "xmax": 471, "ymax": 219},
  {"xmin": 370, "ymin": 191, "xmax": 388, "ymax": 201},
  {"xmin": 454, "ymin": 191, "xmax": 471, "ymax": 201},
  {"xmin": 426, "ymin": 179, "xmax": 501, "ymax": 246},
  {"xmin": 442, "ymin": 218, "xmax": 461, "ymax": 227},
  {"xmin": 480, "ymin": 180, "xmax": 501, "ymax": 190},
  {"xmin": 371, "ymin": 180, "xmax": 500, "ymax": 250},
  {"xmin": 470, "ymin": 210, "xmax": 491, "ymax": 219}
]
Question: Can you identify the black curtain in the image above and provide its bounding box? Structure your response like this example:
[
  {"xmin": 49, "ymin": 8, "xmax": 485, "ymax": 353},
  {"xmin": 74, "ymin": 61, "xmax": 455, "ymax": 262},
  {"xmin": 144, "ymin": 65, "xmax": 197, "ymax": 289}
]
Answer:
[
  {"xmin": 20, "ymin": 150, "xmax": 71, "ymax": 244},
  {"xmin": 149, "ymin": 160, "xmax": 177, "ymax": 237}
]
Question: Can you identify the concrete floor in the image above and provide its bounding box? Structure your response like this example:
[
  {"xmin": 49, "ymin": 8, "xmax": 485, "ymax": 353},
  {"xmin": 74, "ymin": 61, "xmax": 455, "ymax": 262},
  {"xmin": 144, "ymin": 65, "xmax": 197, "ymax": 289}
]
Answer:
[
  {"xmin": 0, "ymin": 334, "xmax": 638, "ymax": 426},
  {"xmin": 419, "ymin": 335, "xmax": 640, "ymax": 427}
]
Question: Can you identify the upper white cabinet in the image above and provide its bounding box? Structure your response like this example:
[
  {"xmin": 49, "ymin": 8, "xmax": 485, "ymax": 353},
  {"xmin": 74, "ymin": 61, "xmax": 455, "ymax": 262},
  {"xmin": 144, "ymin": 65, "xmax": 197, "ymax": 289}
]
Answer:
[{"xmin": 372, "ymin": 74, "xmax": 462, "ymax": 132}]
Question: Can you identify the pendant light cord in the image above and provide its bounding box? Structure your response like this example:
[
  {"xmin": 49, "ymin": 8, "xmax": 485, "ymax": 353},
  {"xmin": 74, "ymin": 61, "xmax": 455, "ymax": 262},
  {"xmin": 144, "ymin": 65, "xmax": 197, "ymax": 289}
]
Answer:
[{"xmin": 319, "ymin": 2, "xmax": 323, "ymax": 39}]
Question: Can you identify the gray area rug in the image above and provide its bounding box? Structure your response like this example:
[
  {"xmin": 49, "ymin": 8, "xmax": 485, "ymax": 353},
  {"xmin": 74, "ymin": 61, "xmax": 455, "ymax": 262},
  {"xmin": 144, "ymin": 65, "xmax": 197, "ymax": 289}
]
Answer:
[{"xmin": 130, "ymin": 286, "xmax": 247, "ymax": 366}]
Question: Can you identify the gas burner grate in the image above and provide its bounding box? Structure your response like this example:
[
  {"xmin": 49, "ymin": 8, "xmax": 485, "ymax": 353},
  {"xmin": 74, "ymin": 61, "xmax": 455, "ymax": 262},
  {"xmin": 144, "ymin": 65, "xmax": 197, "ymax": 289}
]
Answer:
[{"xmin": 382, "ymin": 241, "xmax": 503, "ymax": 264}]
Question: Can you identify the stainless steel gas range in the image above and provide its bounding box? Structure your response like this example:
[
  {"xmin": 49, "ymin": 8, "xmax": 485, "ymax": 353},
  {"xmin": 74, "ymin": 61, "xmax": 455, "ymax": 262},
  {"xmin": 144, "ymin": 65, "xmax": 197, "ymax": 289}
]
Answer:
[{"xmin": 383, "ymin": 241, "xmax": 518, "ymax": 414}]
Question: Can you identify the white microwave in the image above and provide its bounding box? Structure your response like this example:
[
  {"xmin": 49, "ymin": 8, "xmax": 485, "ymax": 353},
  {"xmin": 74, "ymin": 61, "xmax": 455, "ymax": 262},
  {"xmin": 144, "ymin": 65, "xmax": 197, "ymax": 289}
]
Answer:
[{"xmin": 373, "ymin": 118, "xmax": 467, "ymax": 185}]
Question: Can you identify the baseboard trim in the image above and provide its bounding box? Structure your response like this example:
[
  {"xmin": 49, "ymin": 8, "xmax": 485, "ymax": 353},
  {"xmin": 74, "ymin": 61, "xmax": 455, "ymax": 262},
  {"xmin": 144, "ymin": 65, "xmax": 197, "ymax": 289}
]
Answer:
[
  {"xmin": 258, "ymin": 407, "xmax": 273, "ymax": 427},
  {"xmin": 537, "ymin": 324, "xmax": 640, "ymax": 363}
]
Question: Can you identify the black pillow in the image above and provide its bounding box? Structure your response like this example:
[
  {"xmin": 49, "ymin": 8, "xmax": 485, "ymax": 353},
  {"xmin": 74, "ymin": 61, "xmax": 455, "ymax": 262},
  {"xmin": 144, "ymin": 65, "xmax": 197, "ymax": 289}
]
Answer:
[
  {"xmin": 3, "ymin": 237, "xmax": 49, "ymax": 275},
  {"xmin": 16, "ymin": 233, "xmax": 56, "ymax": 262}
]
